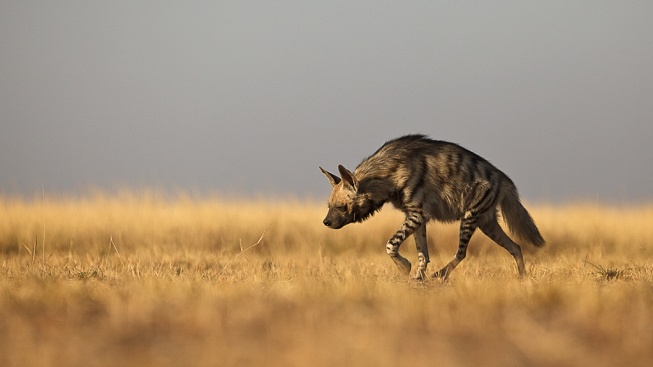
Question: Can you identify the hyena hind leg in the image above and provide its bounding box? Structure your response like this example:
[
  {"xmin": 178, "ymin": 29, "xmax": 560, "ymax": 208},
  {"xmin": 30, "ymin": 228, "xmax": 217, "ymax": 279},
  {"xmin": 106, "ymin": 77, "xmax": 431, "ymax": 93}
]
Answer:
[
  {"xmin": 478, "ymin": 217, "xmax": 526, "ymax": 277},
  {"xmin": 432, "ymin": 214, "xmax": 477, "ymax": 280}
]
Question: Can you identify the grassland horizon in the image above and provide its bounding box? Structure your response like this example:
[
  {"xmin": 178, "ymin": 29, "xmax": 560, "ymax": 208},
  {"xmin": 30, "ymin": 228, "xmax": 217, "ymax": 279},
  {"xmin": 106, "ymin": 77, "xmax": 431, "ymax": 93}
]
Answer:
[{"xmin": 1, "ymin": 191, "xmax": 652, "ymax": 367}]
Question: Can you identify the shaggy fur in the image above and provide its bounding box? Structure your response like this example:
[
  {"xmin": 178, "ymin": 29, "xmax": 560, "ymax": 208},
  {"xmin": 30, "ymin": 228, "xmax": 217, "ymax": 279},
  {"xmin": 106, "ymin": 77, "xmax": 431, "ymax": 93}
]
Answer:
[{"xmin": 320, "ymin": 134, "xmax": 544, "ymax": 280}]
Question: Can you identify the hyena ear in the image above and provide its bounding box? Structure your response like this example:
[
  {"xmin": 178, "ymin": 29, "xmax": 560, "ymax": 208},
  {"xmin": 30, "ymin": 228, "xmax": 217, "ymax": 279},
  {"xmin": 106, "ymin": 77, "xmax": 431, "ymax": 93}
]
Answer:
[
  {"xmin": 338, "ymin": 165, "xmax": 358, "ymax": 191},
  {"xmin": 319, "ymin": 166, "xmax": 341, "ymax": 187}
]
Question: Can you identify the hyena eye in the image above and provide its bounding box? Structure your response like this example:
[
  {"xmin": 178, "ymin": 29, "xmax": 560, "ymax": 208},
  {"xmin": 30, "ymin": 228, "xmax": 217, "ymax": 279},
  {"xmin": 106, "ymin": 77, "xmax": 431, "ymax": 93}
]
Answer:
[{"xmin": 335, "ymin": 205, "xmax": 348, "ymax": 212}]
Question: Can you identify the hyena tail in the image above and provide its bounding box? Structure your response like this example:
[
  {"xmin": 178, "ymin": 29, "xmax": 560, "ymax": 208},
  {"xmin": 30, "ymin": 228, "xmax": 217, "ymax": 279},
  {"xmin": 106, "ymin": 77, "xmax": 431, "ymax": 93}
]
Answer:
[{"xmin": 499, "ymin": 183, "xmax": 545, "ymax": 247}]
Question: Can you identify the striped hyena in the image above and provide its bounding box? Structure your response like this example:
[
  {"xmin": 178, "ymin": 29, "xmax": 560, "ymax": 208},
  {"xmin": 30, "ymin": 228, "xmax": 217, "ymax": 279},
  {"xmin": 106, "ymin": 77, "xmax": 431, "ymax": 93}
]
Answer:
[{"xmin": 319, "ymin": 134, "xmax": 544, "ymax": 280}]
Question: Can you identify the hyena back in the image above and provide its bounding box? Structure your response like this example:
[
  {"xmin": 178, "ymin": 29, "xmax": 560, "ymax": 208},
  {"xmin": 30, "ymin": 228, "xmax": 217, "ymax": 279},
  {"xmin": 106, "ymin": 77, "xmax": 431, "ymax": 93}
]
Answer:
[{"xmin": 320, "ymin": 134, "xmax": 544, "ymax": 280}]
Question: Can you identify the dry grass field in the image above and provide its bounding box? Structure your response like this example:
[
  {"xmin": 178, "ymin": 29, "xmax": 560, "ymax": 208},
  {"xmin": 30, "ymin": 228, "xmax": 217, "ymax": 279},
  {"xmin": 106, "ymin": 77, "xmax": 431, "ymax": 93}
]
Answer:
[{"xmin": 1, "ymin": 191, "xmax": 653, "ymax": 367}]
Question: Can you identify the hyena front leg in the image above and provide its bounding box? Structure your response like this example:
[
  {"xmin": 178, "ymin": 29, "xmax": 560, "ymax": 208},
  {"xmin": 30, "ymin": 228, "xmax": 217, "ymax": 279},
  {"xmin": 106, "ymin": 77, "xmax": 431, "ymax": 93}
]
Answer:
[
  {"xmin": 386, "ymin": 209, "xmax": 424, "ymax": 276},
  {"xmin": 413, "ymin": 223, "xmax": 430, "ymax": 280}
]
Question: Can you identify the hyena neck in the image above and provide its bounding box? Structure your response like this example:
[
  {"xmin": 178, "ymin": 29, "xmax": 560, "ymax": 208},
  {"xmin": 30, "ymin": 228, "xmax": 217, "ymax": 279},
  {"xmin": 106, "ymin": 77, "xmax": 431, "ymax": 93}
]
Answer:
[
  {"xmin": 353, "ymin": 168, "xmax": 400, "ymax": 221},
  {"xmin": 357, "ymin": 175, "xmax": 396, "ymax": 201},
  {"xmin": 353, "ymin": 196, "xmax": 385, "ymax": 223}
]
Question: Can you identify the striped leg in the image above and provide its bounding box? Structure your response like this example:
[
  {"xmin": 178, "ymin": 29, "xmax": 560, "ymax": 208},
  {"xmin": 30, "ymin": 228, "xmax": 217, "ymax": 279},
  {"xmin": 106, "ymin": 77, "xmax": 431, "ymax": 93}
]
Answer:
[
  {"xmin": 386, "ymin": 209, "xmax": 424, "ymax": 276},
  {"xmin": 413, "ymin": 223, "xmax": 429, "ymax": 280},
  {"xmin": 433, "ymin": 212, "xmax": 477, "ymax": 280}
]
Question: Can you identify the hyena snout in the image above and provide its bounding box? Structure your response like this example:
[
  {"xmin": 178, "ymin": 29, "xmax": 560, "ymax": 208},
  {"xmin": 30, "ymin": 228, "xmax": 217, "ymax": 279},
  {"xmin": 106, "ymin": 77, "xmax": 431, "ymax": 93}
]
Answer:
[
  {"xmin": 322, "ymin": 211, "xmax": 349, "ymax": 229},
  {"xmin": 323, "ymin": 216, "xmax": 341, "ymax": 229}
]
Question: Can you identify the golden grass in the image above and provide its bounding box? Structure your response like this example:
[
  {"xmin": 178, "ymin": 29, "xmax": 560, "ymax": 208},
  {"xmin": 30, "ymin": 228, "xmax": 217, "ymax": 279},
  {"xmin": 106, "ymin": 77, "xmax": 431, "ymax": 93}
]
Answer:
[{"xmin": 1, "ymin": 192, "xmax": 653, "ymax": 367}]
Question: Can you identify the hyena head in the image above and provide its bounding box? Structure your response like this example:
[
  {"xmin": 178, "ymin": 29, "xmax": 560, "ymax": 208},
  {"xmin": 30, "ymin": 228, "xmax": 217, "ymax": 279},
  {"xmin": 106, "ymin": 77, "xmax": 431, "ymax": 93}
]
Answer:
[{"xmin": 319, "ymin": 165, "xmax": 377, "ymax": 229}]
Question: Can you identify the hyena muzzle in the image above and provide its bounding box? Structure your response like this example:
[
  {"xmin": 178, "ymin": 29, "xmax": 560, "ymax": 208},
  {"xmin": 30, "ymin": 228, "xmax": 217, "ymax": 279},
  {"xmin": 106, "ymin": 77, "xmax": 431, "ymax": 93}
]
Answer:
[{"xmin": 319, "ymin": 134, "xmax": 545, "ymax": 280}]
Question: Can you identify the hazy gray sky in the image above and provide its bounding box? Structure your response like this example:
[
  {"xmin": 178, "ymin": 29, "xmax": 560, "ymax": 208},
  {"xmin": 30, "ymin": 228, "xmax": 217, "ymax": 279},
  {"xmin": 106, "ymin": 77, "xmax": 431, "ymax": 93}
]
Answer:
[{"xmin": 2, "ymin": 1, "xmax": 652, "ymax": 202}]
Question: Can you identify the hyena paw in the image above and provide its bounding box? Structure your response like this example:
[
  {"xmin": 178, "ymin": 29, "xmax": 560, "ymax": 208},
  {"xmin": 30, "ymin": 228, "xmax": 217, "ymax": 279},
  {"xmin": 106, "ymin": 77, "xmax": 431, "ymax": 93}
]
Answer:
[
  {"xmin": 413, "ymin": 269, "xmax": 427, "ymax": 281},
  {"xmin": 392, "ymin": 257, "xmax": 412, "ymax": 275},
  {"xmin": 431, "ymin": 268, "xmax": 450, "ymax": 280}
]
